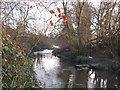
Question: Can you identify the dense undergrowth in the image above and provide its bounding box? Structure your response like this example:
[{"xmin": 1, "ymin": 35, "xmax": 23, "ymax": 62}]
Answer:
[{"xmin": 2, "ymin": 24, "xmax": 47, "ymax": 88}]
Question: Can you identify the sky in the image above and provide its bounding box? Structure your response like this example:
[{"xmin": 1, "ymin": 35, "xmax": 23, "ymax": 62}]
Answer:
[
  {"xmin": 27, "ymin": 0, "xmax": 101, "ymax": 34},
  {"xmin": 2, "ymin": 0, "xmax": 119, "ymax": 36},
  {"xmin": 27, "ymin": 0, "xmax": 101, "ymax": 35}
]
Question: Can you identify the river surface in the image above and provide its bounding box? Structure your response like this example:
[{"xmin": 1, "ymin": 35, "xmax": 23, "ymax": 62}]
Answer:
[{"xmin": 33, "ymin": 49, "xmax": 120, "ymax": 88}]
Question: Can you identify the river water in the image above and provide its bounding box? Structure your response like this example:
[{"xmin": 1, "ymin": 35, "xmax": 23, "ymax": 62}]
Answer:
[{"xmin": 33, "ymin": 49, "xmax": 120, "ymax": 88}]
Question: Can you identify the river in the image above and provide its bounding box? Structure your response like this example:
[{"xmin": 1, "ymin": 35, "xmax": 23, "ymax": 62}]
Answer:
[{"xmin": 33, "ymin": 49, "xmax": 120, "ymax": 88}]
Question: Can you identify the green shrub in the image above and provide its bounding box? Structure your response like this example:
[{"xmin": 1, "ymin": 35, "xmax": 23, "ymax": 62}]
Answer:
[{"xmin": 75, "ymin": 56, "xmax": 90, "ymax": 63}]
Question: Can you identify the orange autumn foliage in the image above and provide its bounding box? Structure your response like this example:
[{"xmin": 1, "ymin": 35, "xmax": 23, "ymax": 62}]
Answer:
[
  {"xmin": 57, "ymin": 8, "xmax": 61, "ymax": 13},
  {"xmin": 58, "ymin": 14, "xmax": 62, "ymax": 17},
  {"xmin": 49, "ymin": 20, "xmax": 54, "ymax": 26},
  {"xmin": 29, "ymin": 6, "xmax": 32, "ymax": 8},
  {"xmin": 62, "ymin": 16, "xmax": 67, "ymax": 23},
  {"xmin": 48, "ymin": 7, "xmax": 67, "ymax": 24},
  {"xmin": 49, "ymin": 10, "xmax": 55, "ymax": 14},
  {"xmin": 62, "ymin": 21, "xmax": 65, "ymax": 23}
]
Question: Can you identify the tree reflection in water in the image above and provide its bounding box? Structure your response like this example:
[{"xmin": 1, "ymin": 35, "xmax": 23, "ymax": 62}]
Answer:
[
  {"xmin": 88, "ymin": 69, "xmax": 107, "ymax": 88},
  {"xmin": 34, "ymin": 53, "xmax": 63, "ymax": 88},
  {"xmin": 33, "ymin": 50, "xmax": 120, "ymax": 88}
]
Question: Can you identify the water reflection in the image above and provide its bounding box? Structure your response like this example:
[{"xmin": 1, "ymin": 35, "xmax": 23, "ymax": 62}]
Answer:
[
  {"xmin": 34, "ymin": 53, "xmax": 64, "ymax": 88},
  {"xmin": 33, "ymin": 50, "xmax": 120, "ymax": 88},
  {"xmin": 67, "ymin": 72, "xmax": 75, "ymax": 88},
  {"xmin": 87, "ymin": 69, "xmax": 107, "ymax": 88},
  {"xmin": 88, "ymin": 69, "xmax": 97, "ymax": 88}
]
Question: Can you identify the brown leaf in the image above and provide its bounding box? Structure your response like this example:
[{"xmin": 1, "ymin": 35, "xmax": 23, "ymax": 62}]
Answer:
[
  {"xmin": 57, "ymin": 8, "xmax": 61, "ymax": 13},
  {"xmin": 29, "ymin": 6, "xmax": 32, "ymax": 8},
  {"xmin": 49, "ymin": 20, "xmax": 54, "ymax": 26},
  {"xmin": 62, "ymin": 16, "xmax": 67, "ymax": 23},
  {"xmin": 49, "ymin": 10, "xmax": 55, "ymax": 14}
]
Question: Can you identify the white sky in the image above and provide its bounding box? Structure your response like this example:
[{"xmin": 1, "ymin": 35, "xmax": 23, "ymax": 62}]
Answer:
[
  {"xmin": 2, "ymin": 0, "xmax": 119, "ymax": 36},
  {"xmin": 27, "ymin": 0, "xmax": 101, "ymax": 35}
]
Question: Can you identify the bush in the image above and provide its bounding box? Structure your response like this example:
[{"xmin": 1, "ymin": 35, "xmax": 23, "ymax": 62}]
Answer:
[
  {"xmin": 75, "ymin": 56, "xmax": 90, "ymax": 64},
  {"xmin": 2, "ymin": 25, "xmax": 38, "ymax": 88}
]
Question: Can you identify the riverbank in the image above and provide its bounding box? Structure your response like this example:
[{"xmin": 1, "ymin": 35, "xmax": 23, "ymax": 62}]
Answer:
[
  {"xmin": 52, "ymin": 49, "xmax": 120, "ymax": 74},
  {"xmin": 33, "ymin": 49, "xmax": 120, "ymax": 88}
]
